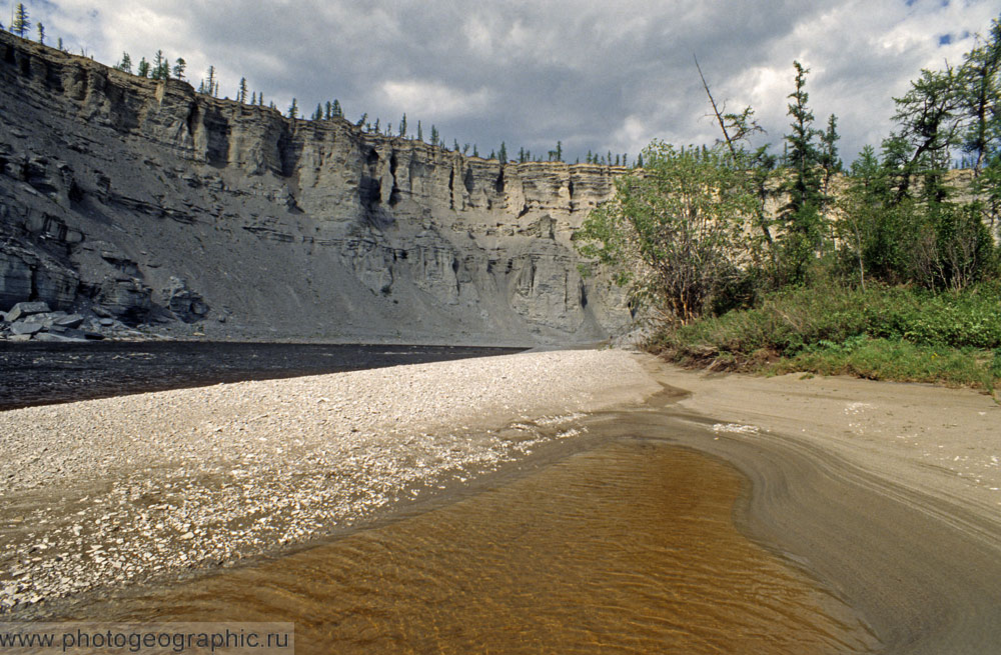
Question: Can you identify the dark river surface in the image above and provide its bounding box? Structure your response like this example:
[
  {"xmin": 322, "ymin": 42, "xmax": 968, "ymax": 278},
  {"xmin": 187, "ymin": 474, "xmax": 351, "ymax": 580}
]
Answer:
[{"xmin": 0, "ymin": 341, "xmax": 524, "ymax": 411}]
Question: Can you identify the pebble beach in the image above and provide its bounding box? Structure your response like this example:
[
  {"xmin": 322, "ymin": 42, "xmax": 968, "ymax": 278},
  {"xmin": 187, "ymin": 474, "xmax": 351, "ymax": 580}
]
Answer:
[{"xmin": 0, "ymin": 349, "xmax": 660, "ymax": 612}]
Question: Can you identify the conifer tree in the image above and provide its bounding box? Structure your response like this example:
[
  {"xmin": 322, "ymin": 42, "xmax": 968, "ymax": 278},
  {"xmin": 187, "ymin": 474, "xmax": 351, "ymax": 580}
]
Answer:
[
  {"xmin": 238, "ymin": 77, "xmax": 248, "ymax": 103},
  {"xmin": 313, "ymin": 103, "xmax": 322, "ymax": 120},
  {"xmin": 115, "ymin": 52, "xmax": 133, "ymax": 74},
  {"xmin": 499, "ymin": 142, "xmax": 507, "ymax": 162},
  {"xmin": 36, "ymin": 22, "xmax": 44, "ymax": 45},
  {"xmin": 819, "ymin": 113, "xmax": 842, "ymax": 202},
  {"xmin": 251, "ymin": 91, "xmax": 257, "ymax": 105},
  {"xmin": 137, "ymin": 57, "xmax": 151, "ymax": 78},
  {"xmin": 332, "ymin": 99, "xmax": 343, "ymax": 117},
  {"xmin": 324, "ymin": 101, "xmax": 332, "ymax": 120},
  {"xmin": 288, "ymin": 98, "xmax": 299, "ymax": 120},
  {"xmin": 151, "ymin": 50, "xmax": 166, "ymax": 80},
  {"xmin": 58, "ymin": 37, "xmax": 64, "ymax": 52},
  {"xmin": 430, "ymin": 125, "xmax": 439, "ymax": 146},
  {"xmin": 417, "ymin": 120, "xmax": 423, "ymax": 141},
  {"xmin": 12, "ymin": 4, "xmax": 30, "ymax": 38},
  {"xmin": 203, "ymin": 66, "xmax": 216, "ymax": 95},
  {"xmin": 780, "ymin": 60, "xmax": 825, "ymax": 282},
  {"xmin": 172, "ymin": 58, "xmax": 186, "ymax": 80},
  {"xmin": 556, "ymin": 141, "xmax": 563, "ymax": 162},
  {"xmin": 959, "ymin": 16, "xmax": 1001, "ymax": 175},
  {"xmin": 399, "ymin": 113, "xmax": 407, "ymax": 137}
]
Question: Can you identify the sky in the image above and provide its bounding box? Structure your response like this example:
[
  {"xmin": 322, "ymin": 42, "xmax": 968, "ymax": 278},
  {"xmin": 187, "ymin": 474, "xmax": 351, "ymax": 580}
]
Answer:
[{"xmin": 6, "ymin": 0, "xmax": 1001, "ymax": 164}]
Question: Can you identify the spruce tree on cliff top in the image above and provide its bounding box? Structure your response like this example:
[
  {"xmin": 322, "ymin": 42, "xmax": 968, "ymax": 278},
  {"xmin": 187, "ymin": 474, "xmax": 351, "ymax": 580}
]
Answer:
[{"xmin": 11, "ymin": 3, "xmax": 30, "ymax": 38}]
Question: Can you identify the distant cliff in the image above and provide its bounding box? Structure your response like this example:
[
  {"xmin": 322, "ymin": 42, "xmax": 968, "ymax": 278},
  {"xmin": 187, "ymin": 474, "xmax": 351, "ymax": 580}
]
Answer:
[{"xmin": 0, "ymin": 31, "xmax": 632, "ymax": 344}]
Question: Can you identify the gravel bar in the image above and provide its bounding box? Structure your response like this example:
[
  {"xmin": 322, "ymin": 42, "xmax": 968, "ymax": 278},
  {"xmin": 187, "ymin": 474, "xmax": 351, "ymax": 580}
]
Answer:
[{"xmin": 0, "ymin": 348, "xmax": 659, "ymax": 612}]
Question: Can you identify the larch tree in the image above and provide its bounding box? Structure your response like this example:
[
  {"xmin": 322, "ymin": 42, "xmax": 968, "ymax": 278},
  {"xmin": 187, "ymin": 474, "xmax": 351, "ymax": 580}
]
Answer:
[{"xmin": 959, "ymin": 15, "xmax": 1001, "ymax": 175}]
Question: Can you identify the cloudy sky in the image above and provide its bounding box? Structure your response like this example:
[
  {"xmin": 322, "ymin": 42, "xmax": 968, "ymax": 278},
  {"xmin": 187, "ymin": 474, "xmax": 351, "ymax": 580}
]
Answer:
[{"xmin": 9, "ymin": 0, "xmax": 1000, "ymax": 164}]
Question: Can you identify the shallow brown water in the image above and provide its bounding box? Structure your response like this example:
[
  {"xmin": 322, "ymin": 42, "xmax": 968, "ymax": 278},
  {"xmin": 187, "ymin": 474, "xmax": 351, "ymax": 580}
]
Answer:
[{"xmin": 82, "ymin": 440, "xmax": 875, "ymax": 654}]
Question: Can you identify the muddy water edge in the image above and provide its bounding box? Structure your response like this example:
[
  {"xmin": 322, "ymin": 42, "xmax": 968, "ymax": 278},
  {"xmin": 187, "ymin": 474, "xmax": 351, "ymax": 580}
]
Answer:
[{"xmin": 23, "ymin": 379, "xmax": 1001, "ymax": 654}]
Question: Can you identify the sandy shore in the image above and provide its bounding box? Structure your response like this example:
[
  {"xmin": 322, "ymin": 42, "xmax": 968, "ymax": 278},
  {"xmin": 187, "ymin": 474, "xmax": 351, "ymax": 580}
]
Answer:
[
  {"xmin": 0, "ymin": 349, "xmax": 660, "ymax": 611},
  {"xmin": 4, "ymin": 348, "xmax": 1001, "ymax": 653},
  {"xmin": 641, "ymin": 362, "xmax": 1001, "ymax": 655}
]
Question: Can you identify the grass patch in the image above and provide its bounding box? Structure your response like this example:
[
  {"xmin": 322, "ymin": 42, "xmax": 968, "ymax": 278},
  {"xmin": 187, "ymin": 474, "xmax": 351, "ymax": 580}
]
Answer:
[
  {"xmin": 770, "ymin": 337, "xmax": 998, "ymax": 390},
  {"xmin": 650, "ymin": 282, "xmax": 1001, "ymax": 392}
]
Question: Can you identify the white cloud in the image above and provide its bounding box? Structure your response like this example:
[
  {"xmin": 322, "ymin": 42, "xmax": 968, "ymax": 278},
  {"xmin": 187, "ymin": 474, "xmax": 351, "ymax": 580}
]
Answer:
[
  {"xmin": 380, "ymin": 80, "xmax": 493, "ymax": 119},
  {"xmin": 26, "ymin": 0, "xmax": 1001, "ymax": 162}
]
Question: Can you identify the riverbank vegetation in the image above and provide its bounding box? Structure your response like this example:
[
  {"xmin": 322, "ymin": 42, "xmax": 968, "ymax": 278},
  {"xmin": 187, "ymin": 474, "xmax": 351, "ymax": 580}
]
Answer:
[{"xmin": 577, "ymin": 15, "xmax": 1001, "ymax": 392}]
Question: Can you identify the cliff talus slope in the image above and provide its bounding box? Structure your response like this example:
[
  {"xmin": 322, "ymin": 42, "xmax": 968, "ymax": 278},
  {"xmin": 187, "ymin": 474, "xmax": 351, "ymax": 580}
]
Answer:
[{"xmin": 0, "ymin": 32, "xmax": 631, "ymax": 344}]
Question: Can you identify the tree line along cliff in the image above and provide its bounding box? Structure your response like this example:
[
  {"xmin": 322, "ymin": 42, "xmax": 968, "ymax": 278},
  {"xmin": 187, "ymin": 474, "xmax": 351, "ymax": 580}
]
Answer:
[{"xmin": 0, "ymin": 31, "xmax": 634, "ymax": 344}]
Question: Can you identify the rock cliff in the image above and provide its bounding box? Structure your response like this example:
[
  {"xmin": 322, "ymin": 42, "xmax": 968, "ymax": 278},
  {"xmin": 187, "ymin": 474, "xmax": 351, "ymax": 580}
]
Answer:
[{"xmin": 0, "ymin": 32, "xmax": 632, "ymax": 344}]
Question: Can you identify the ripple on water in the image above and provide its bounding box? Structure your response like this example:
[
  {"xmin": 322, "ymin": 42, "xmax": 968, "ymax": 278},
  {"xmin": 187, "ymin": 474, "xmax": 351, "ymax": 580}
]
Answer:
[{"xmin": 74, "ymin": 441, "xmax": 877, "ymax": 654}]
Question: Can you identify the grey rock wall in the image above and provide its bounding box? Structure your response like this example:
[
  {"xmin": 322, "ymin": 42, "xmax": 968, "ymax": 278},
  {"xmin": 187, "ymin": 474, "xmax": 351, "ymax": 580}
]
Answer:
[{"xmin": 0, "ymin": 32, "xmax": 631, "ymax": 344}]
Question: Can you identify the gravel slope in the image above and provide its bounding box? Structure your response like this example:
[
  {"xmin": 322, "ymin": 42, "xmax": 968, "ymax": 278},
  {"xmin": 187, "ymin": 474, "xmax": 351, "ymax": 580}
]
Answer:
[{"xmin": 0, "ymin": 348, "xmax": 660, "ymax": 612}]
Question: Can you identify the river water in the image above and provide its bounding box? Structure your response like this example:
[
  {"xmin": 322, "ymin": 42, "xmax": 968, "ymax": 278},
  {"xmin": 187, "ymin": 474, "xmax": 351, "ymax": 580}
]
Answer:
[
  {"xmin": 0, "ymin": 342, "xmax": 523, "ymax": 411},
  {"xmin": 61, "ymin": 438, "xmax": 877, "ymax": 654}
]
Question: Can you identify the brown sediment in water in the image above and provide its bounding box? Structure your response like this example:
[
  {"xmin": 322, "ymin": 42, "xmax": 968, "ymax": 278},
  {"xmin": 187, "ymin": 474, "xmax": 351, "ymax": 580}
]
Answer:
[{"xmin": 56, "ymin": 440, "xmax": 875, "ymax": 654}]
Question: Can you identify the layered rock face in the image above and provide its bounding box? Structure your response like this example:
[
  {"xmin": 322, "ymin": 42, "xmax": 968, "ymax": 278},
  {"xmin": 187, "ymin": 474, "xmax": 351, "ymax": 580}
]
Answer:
[{"xmin": 0, "ymin": 32, "xmax": 631, "ymax": 344}]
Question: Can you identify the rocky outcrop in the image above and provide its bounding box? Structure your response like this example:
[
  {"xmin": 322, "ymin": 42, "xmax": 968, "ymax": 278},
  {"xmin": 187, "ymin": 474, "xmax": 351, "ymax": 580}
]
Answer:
[{"xmin": 0, "ymin": 32, "xmax": 631, "ymax": 344}]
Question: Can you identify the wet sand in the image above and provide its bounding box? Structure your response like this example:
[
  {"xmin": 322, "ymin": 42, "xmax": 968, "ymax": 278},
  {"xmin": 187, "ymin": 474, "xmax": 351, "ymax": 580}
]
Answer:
[{"xmin": 642, "ymin": 362, "xmax": 1001, "ymax": 654}]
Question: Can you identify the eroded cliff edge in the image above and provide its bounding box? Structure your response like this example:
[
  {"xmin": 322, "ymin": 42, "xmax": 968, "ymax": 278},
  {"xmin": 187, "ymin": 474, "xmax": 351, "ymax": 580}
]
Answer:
[{"xmin": 0, "ymin": 32, "xmax": 632, "ymax": 344}]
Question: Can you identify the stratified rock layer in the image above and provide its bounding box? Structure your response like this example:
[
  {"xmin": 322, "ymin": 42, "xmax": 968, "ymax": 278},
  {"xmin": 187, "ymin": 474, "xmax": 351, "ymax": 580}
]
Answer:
[{"xmin": 0, "ymin": 32, "xmax": 630, "ymax": 343}]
